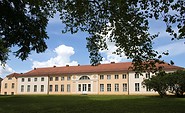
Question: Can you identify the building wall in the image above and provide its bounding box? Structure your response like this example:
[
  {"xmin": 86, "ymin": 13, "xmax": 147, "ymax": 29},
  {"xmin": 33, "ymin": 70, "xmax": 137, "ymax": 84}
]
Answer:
[
  {"xmin": 1, "ymin": 77, "xmax": 17, "ymax": 95},
  {"xmin": 98, "ymin": 72, "xmax": 128, "ymax": 95},
  {"xmin": 17, "ymin": 76, "xmax": 48, "ymax": 94},
  {"xmin": 48, "ymin": 74, "xmax": 99, "ymax": 94}
]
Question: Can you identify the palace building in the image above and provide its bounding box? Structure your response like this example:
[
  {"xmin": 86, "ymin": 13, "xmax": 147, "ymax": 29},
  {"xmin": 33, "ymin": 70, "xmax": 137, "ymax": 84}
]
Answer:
[{"xmin": 0, "ymin": 62, "xmax": 184, "ymax": 95}]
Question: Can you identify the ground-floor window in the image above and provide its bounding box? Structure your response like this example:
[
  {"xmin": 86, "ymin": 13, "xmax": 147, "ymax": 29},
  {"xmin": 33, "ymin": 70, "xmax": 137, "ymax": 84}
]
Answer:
[
  {"xmin": 41, "ymin": 85, "xmax": 44, "ymax": 92},
  {"xmin": 27, "ymin": 85, "xmax": 30, "ymax": 92},
  {"xmin": 61, "ymin": 85, "xmax": 64, "ymax": 92},
  {"xmin": 115, "ymin": 84, "xmax": 119, "ymax": 92},
  {"xmin": 49, "ymin": 85, "xmax": 52, "ymax": 92},
  {"xmin": 34, "ymin": 85, "xmax": 37, "ymax": 92},
  {"xmin": 88, "ymin": 84, "xmax": 91, "ymax": 92},
  {"xmin": 78, "ymin": 84, "xmax": 81, "ymax": 91},
  {"xmin": 135, "ymin": 83, "xmax": 140, "ymax": 92},
  {"xmin": 67, "ymin": 84, "xmax": 70, "ymax": 92},
  {"xmin": 4, "ymin": 92, "xmax": 7, "ymax": 95},
  {"xmin": 123, "ymin": 83, "xmax": 127, "ymax": 92},
  {"xmin": 107, "ymin": 84, "xmax": 111, "ymax": 92},
  {"xmin": 100, "ymin": 84, "xmax": 104, "ymax": 92},
  {"xmin": 21, "ymin": 85, "xmax": 24, "ymax": 92},
  {"xmin": 11, "ymin": 92, "xmax": 14, "ymax": 95},
  {"xmin": 55, "ymin": 85, "xmax": 58, "ymax": 92},
  {"xmin": 146, "ymin": 86, "xmax": 151, "ymax": 92}
]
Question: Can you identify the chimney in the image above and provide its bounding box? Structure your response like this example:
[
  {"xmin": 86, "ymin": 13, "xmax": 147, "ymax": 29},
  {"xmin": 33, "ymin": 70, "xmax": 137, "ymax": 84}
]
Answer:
[
  {"xmin": 111, "ymin": 62, "xmax": 115, "ymax": 64},
  {"xmin": 53, "ymin": 66, "xmax": 56, "ymax": 68},
  {"xmin": 34, "ymin": 68, "xmax": 36, "ymax": 70},
  {"xmin": 66, "ymin": 65, "xmax": 69, "ymax": 67},
  {"xmin": 78, "ymin": 64, "xmax": 80, "ymax": 66}
]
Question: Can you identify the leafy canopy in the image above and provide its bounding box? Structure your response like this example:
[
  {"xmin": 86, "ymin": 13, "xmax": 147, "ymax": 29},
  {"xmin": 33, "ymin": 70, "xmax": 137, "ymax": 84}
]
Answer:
[{"xmin": 0, "ymin": 0, "xmax": 184, "ymax": 71}]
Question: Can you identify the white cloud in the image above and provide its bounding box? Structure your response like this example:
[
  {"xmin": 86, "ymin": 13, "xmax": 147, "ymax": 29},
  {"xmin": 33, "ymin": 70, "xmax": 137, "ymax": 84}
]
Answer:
[
  {"xmin": 32, "ymin": 44, "xmax": 78, "ymax": 68},
  {"xmin": 155, "ymin": 41, "xmax": 185, "ymax": 57},
  {"xmin": 0, "ymin": 64, "xmax": 15, "ymax": 78}
]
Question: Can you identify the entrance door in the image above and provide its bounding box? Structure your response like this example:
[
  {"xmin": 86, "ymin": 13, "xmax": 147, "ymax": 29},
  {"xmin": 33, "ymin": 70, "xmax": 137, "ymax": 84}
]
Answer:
[{"xmin": 82, "ymin": 84, "xmax": 87, "ymax": 93}]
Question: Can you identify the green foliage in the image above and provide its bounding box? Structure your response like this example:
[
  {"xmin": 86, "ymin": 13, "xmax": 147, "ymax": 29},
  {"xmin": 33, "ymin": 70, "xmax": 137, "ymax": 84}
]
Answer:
[
  {"xmin": 0, "ymin": 95, "xmax": 185, "ymax": 113},
  {"xmin": 143, "ymin": 71, "xmax": 169, "ymax": 97},
  {"xmin": 0, "ymin": 0, "xmax": 184, "ymax": 70},
  {"xmin": 143, "ymin": 70, "xmax": 185, "ymax": 97}
]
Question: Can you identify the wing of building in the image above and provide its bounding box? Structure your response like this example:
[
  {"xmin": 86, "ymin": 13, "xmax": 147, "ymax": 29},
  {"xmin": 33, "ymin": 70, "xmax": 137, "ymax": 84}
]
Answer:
[{"xmin": 0, "ymin": 62, "xmax": 184, "ymax": 95}]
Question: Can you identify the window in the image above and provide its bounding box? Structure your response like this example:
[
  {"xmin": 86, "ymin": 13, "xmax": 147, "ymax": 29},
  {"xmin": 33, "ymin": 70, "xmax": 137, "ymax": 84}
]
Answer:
[
  {"xmin": 61, "ymin": 76, "xmax": 64, "ymax": 81},
  {"xmin": 11, "ymin": 92, "xmax": 14, "ymax": 95},
  {"xmin": 100, "ymin": 84, "xmax": 104, "ymax": 92},
  {"xmin": 67, "ymin": 76, "xmax": 71, "ymax": 81},
  {"xmin": 12, "ymin": 83, "xmax": 15, "ymax": 89},
  {"xmin": 123, "ymin": 83, "xmax": 127, "ymax": 92},
  {"xmin": 8, "ymin": 77, "xmax": 12, "ymax": 80},
  {"xmin": 115, "ymin": 84, "xmax": 119, "ymax": 92},
  {"xmin": 55, "ymin": 85, "xmax": 58, "ymax": 92},
  {"xmin": 50, "ymin": 77, "xmax": 53, "ymax": 81},
  {"xmin": 34, "ymin": 85, "xmax": 37, "ymax": 92},
  {"xmin": 41, "ymin": 85, "xmax": 44, "ymax": 92},
  {"xmin": 4, "ymin": 92, "xmax": 7, "ymax": 95},
  {"xmin": 28, "ymin": 78, "xmax": 31, "ymax": 82},
  {"xmin": 146, "ymin": 73, "xmax": 150, "ymax": 79},
  {"xmin": 34, "ymin": 78, "xmax": 37, "ymax": 82},
  {"xmin": 78, "ymin": 84, "xmax": 81, "ymax": 91},
  {"xmin": 55, "ymin": 77, "xmax": 59, "ymax": 81},
  {"xmin": 135, "ymin": 73, "xmax": 139, "ymax": 78},
  {"xmin": 4, "ymin": 83, "xmax": 7, "ymax": 88},
  {"xmin": 27, "ymin": 85, "xmax": 30, "ymax": 92},
  {"xmin": 41, "ymin": 77, "xmax": 44, "ymax": 81},
  {"xmin": 79, "ymin": 76, "xmax": 90, "ymax": 80},
  {"xmin": 107, "ymin": 84, "xmax": 111, "ymax": 92},
  {"xmin": 67, "ymin": 84, "xmax": 70, "ymax": 92},
  {"xmin": 88, "ymin": 84, "xmax": 91, "ymax": 92},
  {"xmin": 146, "ymin": 86, "xmax": 151, "ymax": 92},
  {"xmin": 135, "ymin": 83, "xmax": 140, "ymax": 91},
  {"xmin": 100, "ymin": 75, "xmax": 104, "ymax": 80},
  {"xmin": 21, "ymin": 85, "xmax": 24, "ymax": 92},
  {"xmin": 115, "ymin": 75, "xmax": 119, "ymax": 79},
  {"xmin": 49, "ymin": 85, "xmax": 53, "ymax": 92},
  {"xmin": 61, "ymin": 84, "xmax": 64, "ymax": 92},
  {"xmin": 21, "ymin": 78, "xmax": 24, "ymax": 82},
  {"xmin": 122, "ymin": 74, "xmax": 126, "ymax": 79},
  {"xmin": 107, "ymin": 75, "xmax": 111, "ymax": 80}
]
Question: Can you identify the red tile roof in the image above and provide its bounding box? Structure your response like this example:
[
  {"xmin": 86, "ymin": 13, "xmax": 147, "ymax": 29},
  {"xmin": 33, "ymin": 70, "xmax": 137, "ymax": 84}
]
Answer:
[
  {"xmin": 18, "ymin": 62, "xmax": 184, "ymax": 77},
  {"xmin": 6, "ymin": 73, "xmax": 22, "ymax": 78}
]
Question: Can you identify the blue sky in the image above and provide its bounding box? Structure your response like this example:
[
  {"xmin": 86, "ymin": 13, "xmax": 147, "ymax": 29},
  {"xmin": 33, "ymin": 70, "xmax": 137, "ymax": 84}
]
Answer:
[{"xmin": 0, "ymin": 13, "xmax": 185, "ymax": 78}]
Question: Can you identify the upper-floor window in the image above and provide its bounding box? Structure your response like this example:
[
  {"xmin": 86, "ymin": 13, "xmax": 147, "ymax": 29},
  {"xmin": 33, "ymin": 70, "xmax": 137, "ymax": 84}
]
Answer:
[
  {"xmin": 79, "ymin": 76, "xmax": 90, "ymax": 80},
  {"xmin": 135, "ymin": 73, "xmax": 139, "ymax": 78},
  {"xmin": 55, "ymin": 77, "xmax": 59, "ymax": 81},
  {"xmin": 67, "ymin": 76, "xmax": 71, "ymax": 81},
  {"xmin": 122, "ymin": 74, "xmax": 126, "ymax": 79},
  {"xmin": 115, "ymin": 75, "xmax": 119, "ymax": 79},
  {"xmin": 4, "ymin": 83, "xmax": 7, "ymax": 88},
  {"xmin": 21, "ymin": 78, "xmax": 24, "ymax": 82},
  {"xmin": 50, "ymin": 77, "xmax": 53, "ymax": 81},
  {"xmin": 61, "ymin": 76, "xmax": 65, "ymax": 81},
  {"xmin": 8, "ymin": 77, "xmax": 12, "ymax": 80},
  {"xmin": 100, "ymin": 75, "xmax": 104, "ymax": 80},
  {"xmin": 12, "ymin": 83, "xmax": 15, "ymax": 89},
  {"xmin": 34, "ymin": 78, "xmax": 37, "ymax": 82},
  {"xmin": 41, "ymin": 77, "xmax": 44, "ymax": 81},
  {"xmin": 107, "ymin": 75, "xmax": 111, "ymax": 80},
  {"xmin": 146, "ymin": 72, "xmax": 150, "ymax": 79},
  {"xmin": 28, "ymin": 78, "xmax": 31, "ymax": 82}
]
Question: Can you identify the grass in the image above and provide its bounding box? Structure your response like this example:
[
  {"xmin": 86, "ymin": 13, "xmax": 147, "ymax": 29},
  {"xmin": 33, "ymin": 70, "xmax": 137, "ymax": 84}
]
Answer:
[{"xmin": 0, "ymin": 95, "xmax": 185, "ymax": 113}]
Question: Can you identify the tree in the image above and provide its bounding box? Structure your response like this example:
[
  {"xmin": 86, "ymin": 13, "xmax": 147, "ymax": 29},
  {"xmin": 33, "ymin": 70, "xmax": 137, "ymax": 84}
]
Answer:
[
  {"xmin": 1, "ymin": 0, "xmax": 184, "ymax": 71},
  {"xmin": 143, "ymin": 71, "xmax": 169, "ymax": 97},
  {"xmin": 167, "ymin": 70, "xmax": 185, "ymax": 97}
]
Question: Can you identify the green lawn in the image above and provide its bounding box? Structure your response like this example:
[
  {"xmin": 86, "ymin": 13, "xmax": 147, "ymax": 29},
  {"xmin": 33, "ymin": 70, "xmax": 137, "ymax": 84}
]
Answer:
[{"xmin": 0, "ymin": 95, "xmax": 185, "ymax": 113}]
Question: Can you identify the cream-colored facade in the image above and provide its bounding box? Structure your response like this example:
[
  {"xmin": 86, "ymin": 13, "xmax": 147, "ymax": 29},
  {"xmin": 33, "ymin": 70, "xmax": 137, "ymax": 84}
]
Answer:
[
  {"xmin": 1, "ymin": 75, "xmax": 17, "ymax": 95},
  {"xmin": 0, "ymin": 62, "xmax": 184, "ymax": 95}
]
